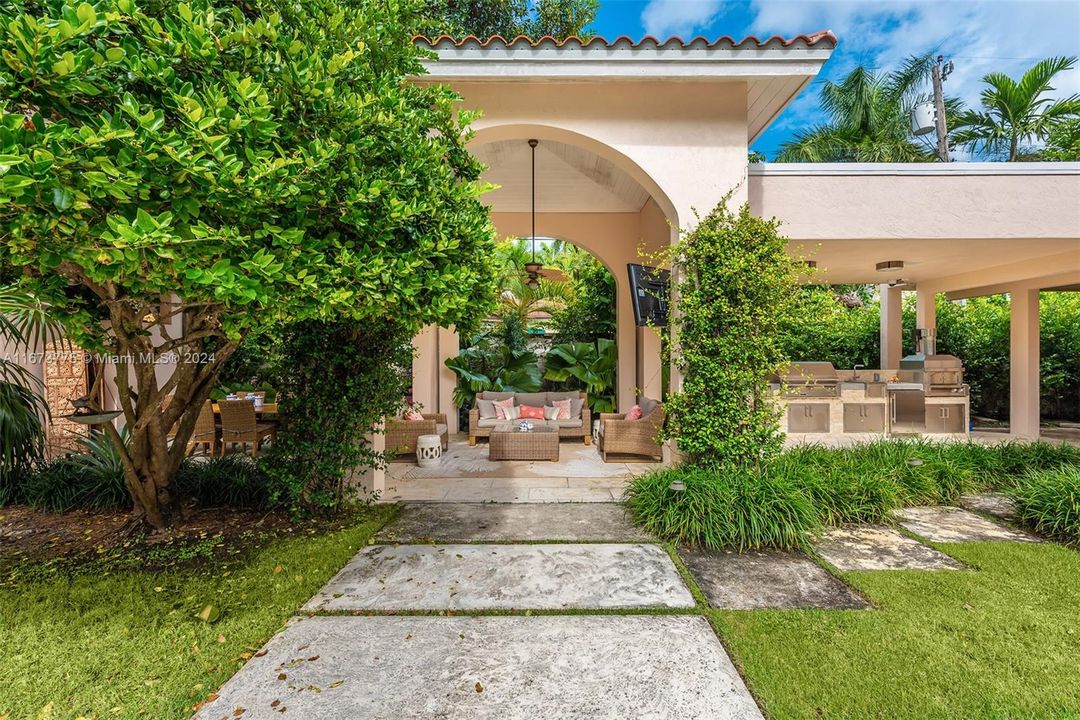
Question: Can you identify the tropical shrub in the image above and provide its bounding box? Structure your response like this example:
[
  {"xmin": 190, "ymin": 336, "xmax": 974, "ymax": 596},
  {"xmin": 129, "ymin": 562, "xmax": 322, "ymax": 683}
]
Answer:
[
  {"xmin": 175, "ymin": 455, "xmax": 273, "ymax": 510},
  {"xmin": 0, "ymin": 0, "xmax": 496, "ymax": 527},
  {"xmin": 21, "ymin": 431, "xmax": 130, "ymax": 512},
  {"xmin": 0, "ymin": 382, "xmax": 45, "ymax": 505},
  {"xmin": 543, "ymin": 339, "xmax": 617, "ymax": 413},
  {"xmin": 1010, "ymin": 466, "xmax": 1080, "ymax": 543},
  {"xmin": 549, "ymin": 249, "xmax": 616, "ymax": 345},
  {"xmin": 663, "ymin": 196, "xmax": 802, "ymax": 468},
  {"xmin": 445, "ymin": 342, "xmax": 543, "ymax": 409},
  {"xmin": 265, "ymin": 318, "xmax": 414, "ymax": 513}
]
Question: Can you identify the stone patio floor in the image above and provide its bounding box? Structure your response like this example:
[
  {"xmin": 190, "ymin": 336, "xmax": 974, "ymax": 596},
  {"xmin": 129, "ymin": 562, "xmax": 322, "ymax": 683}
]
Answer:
[{"xmin": 198, "ymin": 497, "xmax": 1043, "ymax": 719}]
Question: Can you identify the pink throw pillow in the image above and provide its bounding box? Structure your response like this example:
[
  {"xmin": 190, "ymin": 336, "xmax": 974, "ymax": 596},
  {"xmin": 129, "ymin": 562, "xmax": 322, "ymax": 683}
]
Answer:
[
  {"xmin": 493, "ymin": 397, "xmax": 515, "ymax": 420},
  {"xmin": 626, "ymin": 405, "xmax": 643, "ymax": 421},
  {"xmin": 551, "ymin": 398, "xmax": 572, "ymax": 420},
  {"xmin": 404, "ymin": 408, "xmax": 424, "ymax": 421},
  {"xmin": 520, "ymin": 404, "xmax": 545, "ymax": 420}
]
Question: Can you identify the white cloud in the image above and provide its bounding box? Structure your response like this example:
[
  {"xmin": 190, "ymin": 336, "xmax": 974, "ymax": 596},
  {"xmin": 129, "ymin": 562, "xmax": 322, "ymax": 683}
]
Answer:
[
  {"xmin": 749, "ymin": 0, "xmax": 1080, "ymax": 110},
  {"xmin": 641, "ymin": 0, "xmax": 727, "ymax": 39},
  {"xmin": 747, "ymin": 0, "xmax": 1080, "ymax": 154}
]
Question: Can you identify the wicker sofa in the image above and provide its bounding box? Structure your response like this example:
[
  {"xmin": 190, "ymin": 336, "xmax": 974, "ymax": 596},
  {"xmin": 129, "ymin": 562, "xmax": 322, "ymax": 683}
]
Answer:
[
  {"xmin": 469, "ymin": 391, "xmax": 591, "ymax": 446},
  {"xmin": 385, "ymin": 413, "xmax": 449, "ymax": 458},
  {"xmin": 598, "ymin": 397, "xmax": 664, "ymax": 461}
]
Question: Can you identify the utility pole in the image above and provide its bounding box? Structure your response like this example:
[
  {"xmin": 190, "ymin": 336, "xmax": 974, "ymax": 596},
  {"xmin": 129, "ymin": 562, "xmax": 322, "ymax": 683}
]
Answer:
[{"xmin": 931, "ymin": 55, "xmax": 953, "ymax": 162}]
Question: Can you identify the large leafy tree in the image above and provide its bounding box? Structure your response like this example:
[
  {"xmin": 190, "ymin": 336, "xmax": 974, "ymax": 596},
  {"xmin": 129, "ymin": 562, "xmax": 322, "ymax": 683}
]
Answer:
[
  {"xmin": 0, "ymin": 0, "xmax": 496, "ymax": 528},
  {"xmin": 1036, "ymin": 118, "xmax": 1080, "ymax": 161},
  {"xmin": 421, "ymin": 0, "xmax": 597, "ymax": 39},
  {"xmin": 775, "ymin": 54, "xmax": 948, "ymax": 162},
  {"xmin": 951, "ymin": 56, "xmax": 1080, "ymax": 161}
]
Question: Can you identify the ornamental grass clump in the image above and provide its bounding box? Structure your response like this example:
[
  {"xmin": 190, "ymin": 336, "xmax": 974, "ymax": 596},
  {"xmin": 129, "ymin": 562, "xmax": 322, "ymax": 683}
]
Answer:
[
  {"xmin": 1010, "ymin": 466, "xmax": 1080, "ymax": 544},
  {"xmin": 623, "ymin": 466, "xmax": 817, "ymax": 551}
]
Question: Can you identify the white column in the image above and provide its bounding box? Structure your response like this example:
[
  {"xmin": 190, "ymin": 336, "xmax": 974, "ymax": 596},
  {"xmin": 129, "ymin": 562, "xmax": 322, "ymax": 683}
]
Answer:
[
  {"xmin": 615, "ymin": 274, "xmax": 636, "ymax": 412},
  {"xmin": 1009, "ymin": 287, "xmax": 1041, "ymax": 440},
  {"xmin": 636, "ymin": 326, "xmax": 663, "ymax": 402},
  {"xmin": 410, "ymin": 324, "xmax": 437, "ymax": 412},
  {"xmin": 879, "ymin": 284, "xmax": 903, "ymax": 370},
  {"xmin": 915, "ymin": 288, "xmax": 937, "ymax": 333},
  {"xmin": 436, "ymin": 326, "xmax": 459, "ymax": 434}
]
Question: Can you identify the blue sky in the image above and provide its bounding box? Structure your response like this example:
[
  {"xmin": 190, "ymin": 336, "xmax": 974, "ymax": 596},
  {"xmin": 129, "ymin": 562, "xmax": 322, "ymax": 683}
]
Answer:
[{"xmin": 587, "ymin": 0, "xmax": 1080, "ymax": 158}]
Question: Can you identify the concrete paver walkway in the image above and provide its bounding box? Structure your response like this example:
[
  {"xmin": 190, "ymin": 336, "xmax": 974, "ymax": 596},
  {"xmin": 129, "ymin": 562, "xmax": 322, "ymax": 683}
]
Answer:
[
  {"xmin": 682, "ymin": 548, "xmax": 867, "ymax": 609},
  {"xmin": 377, "ymin": 502, "xmax": 649, "ymax": 542},
  {"xmin": 195, "ymin": 615, "xmax": 763, "ymax": 720},
  {"xmin": 814, "ymin": 524, "xmax": 967, "ymax": 571},
  {"xmin": 304, "ymin": 543, "xmax": 694, "ymax": 612},
  {"xmin": 894, "ymin": 506, "xmax": 1040, "ymax": 543}
]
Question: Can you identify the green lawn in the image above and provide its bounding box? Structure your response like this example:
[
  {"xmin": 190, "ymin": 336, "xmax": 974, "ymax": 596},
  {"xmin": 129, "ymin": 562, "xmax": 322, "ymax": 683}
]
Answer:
[
  {"xmin": 0, "ymin": 505, "xmax": 396, "ymax": 720},
  {"xmin": 710, "ymin": 541, "xmax": 1080, "ymax": 719}
]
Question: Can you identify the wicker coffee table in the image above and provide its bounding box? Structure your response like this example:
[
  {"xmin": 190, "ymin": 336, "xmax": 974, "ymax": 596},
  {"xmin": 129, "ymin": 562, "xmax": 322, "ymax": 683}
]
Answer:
[{"xmin": 489, "ymin": 422, "xmax": 560, "ymax": 461}]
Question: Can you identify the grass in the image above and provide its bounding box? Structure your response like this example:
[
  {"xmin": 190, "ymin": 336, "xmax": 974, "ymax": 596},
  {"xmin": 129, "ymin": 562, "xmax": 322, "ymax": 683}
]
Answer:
[
  {"xmin": 626, "ymin": 439, "xmax": 1080, "ymax": 550},
  {"xmin": 0, "ymin": 504, "xmax": 397, "ymax": 720},
  {"xmin": 710, "ymin": 541, "xmax": 1080, "ymax": 719}
]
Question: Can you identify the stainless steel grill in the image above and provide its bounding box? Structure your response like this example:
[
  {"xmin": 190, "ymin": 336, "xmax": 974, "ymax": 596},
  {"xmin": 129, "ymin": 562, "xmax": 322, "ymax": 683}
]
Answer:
[{"xmin": 776, "ymin": 362, "xmax": 840, "ymax": 397}]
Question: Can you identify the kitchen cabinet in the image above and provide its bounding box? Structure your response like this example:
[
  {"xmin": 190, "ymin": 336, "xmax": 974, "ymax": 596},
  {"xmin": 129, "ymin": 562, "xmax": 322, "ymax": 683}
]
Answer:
[
  {"xmin": 788, "ymin": 404, "xmax": 830, "ymax": 433},
  {"xmin": 843, "ymin": 403, "xmax": 885, "ymax": 433},
  {"xmin": 925, "ymin": 404, "xmax": 965, "ymax": 433}
]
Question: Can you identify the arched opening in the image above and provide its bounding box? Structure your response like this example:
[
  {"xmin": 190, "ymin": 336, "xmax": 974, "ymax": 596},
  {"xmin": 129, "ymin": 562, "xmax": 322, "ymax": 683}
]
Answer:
[{"xmin": 406, "ymin": 129, "xmax": 674, "ymax": 469}]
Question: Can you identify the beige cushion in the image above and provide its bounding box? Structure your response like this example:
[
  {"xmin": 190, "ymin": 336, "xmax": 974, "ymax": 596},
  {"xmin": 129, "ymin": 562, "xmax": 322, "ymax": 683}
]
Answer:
[
  {"xmin": 543, "ymin": 405, "xmax": 560, "ymax": 420},
  {"xmin": 477, "ymin": 418, "xmax": 500, "ymax": 428},
  {"xmin": 552, "ymin": 419, "xmax": 583, "ymax": 428},
  {"xmin": 516, "ymin": 392, "xmax": 547, "ymax": 407},
  {"xmin": 479, "ymin": 391, "xmax": 515, "ymax": 401},
  {"xmin": 546, "ymin": 391, "xmax": 578, "ymax": 403},
  {"xmin": 639, "ymin": 397, "xmax": 659, "ymax": 416},
  {"xmin": 436, "ymin": 423, "xmax": 448, "ymax": 437},
  {"xmin": 570, "ymin": 397, "xmax": 585, "ymax": 418},
  {"xmin": 477, "ymin": 399, "xmax": 496, "ymax": 419}
]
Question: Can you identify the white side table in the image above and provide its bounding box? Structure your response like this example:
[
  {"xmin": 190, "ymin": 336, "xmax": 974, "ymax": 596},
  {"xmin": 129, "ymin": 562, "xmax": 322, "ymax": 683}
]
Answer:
[{"xmin": 416, "ymin": 434, "xmax": 443, "ymax": 468}]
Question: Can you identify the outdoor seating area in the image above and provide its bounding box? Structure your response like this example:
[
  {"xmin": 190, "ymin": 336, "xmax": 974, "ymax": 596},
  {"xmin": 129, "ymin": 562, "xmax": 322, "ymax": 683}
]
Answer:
[
  {"xmin": 183, "ymin": 393, "xmax": 278, "ymax": 457},
  {"xmin": 598, "ymin": 397, "xmax": 665, "ymax": 462}
]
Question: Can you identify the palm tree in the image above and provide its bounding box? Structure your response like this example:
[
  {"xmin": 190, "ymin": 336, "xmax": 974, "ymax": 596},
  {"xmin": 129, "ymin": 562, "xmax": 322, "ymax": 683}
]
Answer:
[
  {"xmin": 0, "ymin": 287, "xmax": 64, "ymax": 500},
  {"xmin": 492, "ymin": 238, "xmax": 572, "ymax": 328},
  {"xmin": 951, "ymin": 56, "xmax": 1080, "ymax": 161},
  {"xmin": 776, "ymin": 54, "xmax": 946, "ymax": 162}
]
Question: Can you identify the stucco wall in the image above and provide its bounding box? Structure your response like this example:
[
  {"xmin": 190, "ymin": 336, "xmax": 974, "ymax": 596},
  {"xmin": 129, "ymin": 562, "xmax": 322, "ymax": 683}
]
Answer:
[{"xmin": 749, "ymin": 165, "xmax": 1080, "ymax": 241}]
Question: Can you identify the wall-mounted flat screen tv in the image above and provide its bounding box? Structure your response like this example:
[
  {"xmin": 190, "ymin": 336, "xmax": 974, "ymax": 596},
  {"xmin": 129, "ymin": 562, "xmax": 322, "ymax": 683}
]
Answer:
[{"xmin": 627, "ymin": 263, "xmax": 670, "ymax": 327}]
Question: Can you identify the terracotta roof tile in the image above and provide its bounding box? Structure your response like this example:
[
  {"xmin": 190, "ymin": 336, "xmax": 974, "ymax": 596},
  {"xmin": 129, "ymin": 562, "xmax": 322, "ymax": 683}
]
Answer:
[{"xmin": 414, "ymin": 31, "xmax": 837, "ymax": 50}]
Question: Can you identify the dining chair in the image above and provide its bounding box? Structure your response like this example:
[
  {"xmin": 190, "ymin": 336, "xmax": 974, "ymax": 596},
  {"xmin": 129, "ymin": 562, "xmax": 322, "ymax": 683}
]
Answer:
[
  {"xmin": 186, "ymin": 400, "xmax": 218, "ymax": 456},
  {"xmin": 217, "ymin": 399, "xmax": 276, "ymax": 456}
]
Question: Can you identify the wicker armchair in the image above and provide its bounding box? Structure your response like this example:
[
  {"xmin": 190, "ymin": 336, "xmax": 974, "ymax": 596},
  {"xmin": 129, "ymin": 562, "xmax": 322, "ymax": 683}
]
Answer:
[
  {"xmin": 186, "ymin": 400, "xmax": 218, "ymax": 456},
  {"xmin": 385, "ymin": 413, "xmax": 448, "ymax": 457},
  {"xmin": 598, "ymin": 401, "xmax": 664, "ymax": 461},
  {"xmin": 218, "ymin": 399, "xmax": 276, "ymax": 456}
]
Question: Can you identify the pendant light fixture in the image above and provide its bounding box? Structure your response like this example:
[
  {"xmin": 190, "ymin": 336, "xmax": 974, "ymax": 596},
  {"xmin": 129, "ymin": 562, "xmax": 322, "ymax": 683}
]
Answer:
[{"xmin": 524, "ymin": 138, "xmax": 542, "ymax": 288}]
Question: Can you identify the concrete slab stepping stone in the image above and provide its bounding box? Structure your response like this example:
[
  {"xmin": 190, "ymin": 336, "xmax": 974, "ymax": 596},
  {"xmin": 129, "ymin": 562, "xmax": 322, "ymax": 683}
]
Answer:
[
  {"xmin": 680, "ymin": 547, "xmax": 867, "ymax": 610},
  {"xmin": 377, "ymin": 502, "xmax": 650, "ymax": 543},
  {"xmin": 814, "ymin": 525, "xmax": 966, "ymax": 571},
  {"xmin": 195, "ymin": 615, "xmax": 763, "ymax": 720},
  {"xmin": 304, "ymin": 543, "xmax": 694, "ymax": 611},
  {"xmin": 894, "ymin": 506, "xmax": 1039, "ymax": 543},
  {"xmin": 958, "ymin": 492, "xmax": 1017, "ymax": 520}
]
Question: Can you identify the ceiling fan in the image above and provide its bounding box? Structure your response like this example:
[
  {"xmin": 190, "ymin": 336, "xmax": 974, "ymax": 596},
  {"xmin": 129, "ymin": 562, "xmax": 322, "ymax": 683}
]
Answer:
[{"xmin": 522, "ymin": 139, "xmax": 567, "ymax": 287}]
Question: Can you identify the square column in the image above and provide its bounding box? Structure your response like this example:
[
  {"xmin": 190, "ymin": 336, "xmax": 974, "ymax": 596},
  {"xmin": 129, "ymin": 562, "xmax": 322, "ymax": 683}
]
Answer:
[
  {"xmin": 411, "ymin": 325, "xmax": 438, "ymax": 412},
  {"xmin": 1009, "ymin": 288, "xmax": 1041, "ymax": 440},
  {"xmin": 879, "ymin": 284, "xmax": 903, "ymax": 370},
  {"xmin": 636, "ymin": 326, "xmax": 663, "ymax": 402},
  {"xmin": 915, "ymin": 288, "xmax": 937, "ymax": 332},
  {"xmin": 615, "ymin": 274, "xmax": 636, "ymax": 412},
  {"xmin": 437, "ymin": 326, "xmax": 460, "ymax": 434}
]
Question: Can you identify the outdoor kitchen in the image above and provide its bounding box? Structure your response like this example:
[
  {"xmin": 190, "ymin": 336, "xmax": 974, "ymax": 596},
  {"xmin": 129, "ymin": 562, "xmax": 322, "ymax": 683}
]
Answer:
[{"xmin": 774, "ymin": 330, "xmax": 970, "ymax": 443}]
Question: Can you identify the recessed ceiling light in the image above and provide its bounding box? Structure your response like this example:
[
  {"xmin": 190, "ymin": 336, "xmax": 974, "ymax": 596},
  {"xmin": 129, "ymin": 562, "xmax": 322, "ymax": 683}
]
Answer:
[{"xmin": 876, "ymin": 260, "xmax": 904, "ymax": 272}]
